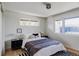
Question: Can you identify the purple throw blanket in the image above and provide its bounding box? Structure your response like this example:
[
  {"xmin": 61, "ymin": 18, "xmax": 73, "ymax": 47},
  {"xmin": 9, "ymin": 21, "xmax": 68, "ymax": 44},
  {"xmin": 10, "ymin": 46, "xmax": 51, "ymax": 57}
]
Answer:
[{"xmin": 25, "ymin": 38, "xmax": 60, "ymax": 56}]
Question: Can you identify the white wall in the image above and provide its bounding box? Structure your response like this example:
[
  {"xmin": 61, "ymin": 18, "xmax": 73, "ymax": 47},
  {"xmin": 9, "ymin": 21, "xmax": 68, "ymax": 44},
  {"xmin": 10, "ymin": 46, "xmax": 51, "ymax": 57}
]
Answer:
[
  {"xmin": 46, "ymin": 8, "xmax": 79, "ymax": 50},
  {"xmin": 0, "ymin": 4, "xmax": 2, "ymax": 55},
  {"xmin": 4, "ymin": 10, "xmax": 46, "ymax": 49},
  {"xmin": 2, "ymin": 11, "xmax": 6, "ymax": 55}
]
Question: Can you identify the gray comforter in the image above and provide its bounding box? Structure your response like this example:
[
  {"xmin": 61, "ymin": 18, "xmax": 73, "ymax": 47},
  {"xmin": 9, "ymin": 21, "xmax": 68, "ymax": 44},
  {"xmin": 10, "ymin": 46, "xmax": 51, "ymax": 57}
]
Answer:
[{"xmin": 25, "ymin": 38, "xmax": 60, "ymax": 56}]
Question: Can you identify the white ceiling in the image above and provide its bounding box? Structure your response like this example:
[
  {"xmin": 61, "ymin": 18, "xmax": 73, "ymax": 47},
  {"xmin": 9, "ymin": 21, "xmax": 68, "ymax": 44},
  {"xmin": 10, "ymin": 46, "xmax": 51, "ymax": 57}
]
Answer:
[{"xmin": 2, "ymin": 2, "xmax": 79, "ymax": 17}]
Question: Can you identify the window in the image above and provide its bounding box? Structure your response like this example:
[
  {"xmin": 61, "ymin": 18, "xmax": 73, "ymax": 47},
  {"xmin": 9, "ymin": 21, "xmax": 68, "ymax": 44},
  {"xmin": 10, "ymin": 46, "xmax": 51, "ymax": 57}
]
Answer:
[
  {"xmin": 65, "ymin": 17, "xmax": 79, "ymax": 34},
  {"xmin": 19, "ymin": 20, "xmax": 39, "ymax": 26},
  {"xmin": 55, "ymin": 17, "xmax": 79, "ymax": 34},
  {"xmin": 55, "ymin": 20, "xmax": 63, "ymax": 33}
]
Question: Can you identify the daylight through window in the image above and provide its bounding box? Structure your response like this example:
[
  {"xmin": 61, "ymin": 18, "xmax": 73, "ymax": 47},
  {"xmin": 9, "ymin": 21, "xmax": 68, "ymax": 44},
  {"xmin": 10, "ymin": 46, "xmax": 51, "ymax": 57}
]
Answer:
[
  {"xmin": 55, "ymin": 17, "xmax": 79, "ymax": 34},
  {"xmin": 19, "ymin": 20, "xmax": 39, "ymax": 26}
]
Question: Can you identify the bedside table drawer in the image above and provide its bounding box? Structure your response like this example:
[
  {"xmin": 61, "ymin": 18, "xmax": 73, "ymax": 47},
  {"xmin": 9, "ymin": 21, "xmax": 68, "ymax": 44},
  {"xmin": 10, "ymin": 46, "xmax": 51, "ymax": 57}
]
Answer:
[
  {"xmin": 13, "ymin": 41, "xmax": 17, "ymax": 44},
  {"xmin": 11, "ymin": 40, "xmax": 23, "ymax": 50}
]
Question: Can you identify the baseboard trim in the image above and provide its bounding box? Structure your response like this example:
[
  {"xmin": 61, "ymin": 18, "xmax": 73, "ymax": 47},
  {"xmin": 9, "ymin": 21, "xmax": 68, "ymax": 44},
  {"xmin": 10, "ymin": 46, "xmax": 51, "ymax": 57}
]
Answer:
[{"xmin": 65, "ymin": 46, "xmax": 79, "ymax": 56}]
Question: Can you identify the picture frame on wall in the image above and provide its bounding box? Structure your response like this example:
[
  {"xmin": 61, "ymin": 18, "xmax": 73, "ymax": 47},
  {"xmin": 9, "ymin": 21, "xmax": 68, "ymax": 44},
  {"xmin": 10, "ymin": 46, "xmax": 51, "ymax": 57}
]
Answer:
[{"xmin": 17, "ymin": 28, "xmax": 22, "ymax": 33}]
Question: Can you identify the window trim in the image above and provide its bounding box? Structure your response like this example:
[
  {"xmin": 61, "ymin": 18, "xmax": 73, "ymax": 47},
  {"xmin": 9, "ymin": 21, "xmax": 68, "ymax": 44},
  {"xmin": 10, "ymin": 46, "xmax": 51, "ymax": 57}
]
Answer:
[
  {"xmin": 63, "ymin": 16, "xmax": 79, "ymax": 20},
  {"xmin": 55, "ymin": 16, "xmax": 79, "ymax": 35}
]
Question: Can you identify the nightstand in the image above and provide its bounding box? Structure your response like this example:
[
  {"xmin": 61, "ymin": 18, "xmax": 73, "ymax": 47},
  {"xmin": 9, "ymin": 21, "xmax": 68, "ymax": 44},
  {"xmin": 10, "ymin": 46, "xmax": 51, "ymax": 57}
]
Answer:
[{"xmin": 11, "ymin": 39, "xmax": 23, "ymax": 50}]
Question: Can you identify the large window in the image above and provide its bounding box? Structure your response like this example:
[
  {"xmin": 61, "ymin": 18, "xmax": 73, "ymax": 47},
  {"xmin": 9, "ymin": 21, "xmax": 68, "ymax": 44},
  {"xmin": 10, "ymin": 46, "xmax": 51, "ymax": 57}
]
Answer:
[
  {"xmin": 55, "ymin": 20, "xmax": 63, "ymax": 33},
  {"xmin": 65, "ymin": 17, "xmax": 79, "ymax": 34},
  {"xmin": 55, "ymin": 17, "xmax": 79, "ymax": 34},
  {"xmin": 19, "ymin": 19, "xmax": 39, "ymax": 26}
]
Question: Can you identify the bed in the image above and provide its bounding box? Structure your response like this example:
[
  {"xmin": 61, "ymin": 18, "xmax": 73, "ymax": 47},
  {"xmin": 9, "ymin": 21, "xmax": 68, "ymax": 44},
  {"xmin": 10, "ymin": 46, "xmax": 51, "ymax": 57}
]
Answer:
[{"xmin": 22, "ymin": 37, "xmax": 67, "ymax": 56}]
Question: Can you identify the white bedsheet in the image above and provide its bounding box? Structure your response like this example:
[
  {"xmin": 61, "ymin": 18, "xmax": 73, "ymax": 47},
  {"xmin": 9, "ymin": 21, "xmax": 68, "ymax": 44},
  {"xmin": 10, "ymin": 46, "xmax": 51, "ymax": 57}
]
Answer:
[{"xmin": 33, "ymin": 43, "xmax": 66, "ymax": 56}]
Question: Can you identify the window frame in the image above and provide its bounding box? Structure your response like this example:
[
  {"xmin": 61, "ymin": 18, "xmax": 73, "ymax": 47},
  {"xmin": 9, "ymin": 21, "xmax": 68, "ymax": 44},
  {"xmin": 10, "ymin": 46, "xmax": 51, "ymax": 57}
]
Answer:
[
  {"xmin": 55, "ymin": 16, "xmax": 79, "ymax": 35},
  {"xmin": 19, "ymin": 19, "xmax": 40, "ymax": 27}
]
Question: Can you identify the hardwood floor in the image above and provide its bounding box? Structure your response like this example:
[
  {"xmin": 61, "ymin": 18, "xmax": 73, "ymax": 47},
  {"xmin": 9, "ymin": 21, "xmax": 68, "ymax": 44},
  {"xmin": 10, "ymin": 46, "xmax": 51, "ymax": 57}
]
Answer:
[
  {"xmin": 66, "ymin": 46, "xmax": 79, "ymax": 56},
  {"xmin": 4, "ymin": 49, "xmax": 28, "ymax": 56},
  {"xmin": 4, "ymin": 47, "xmax": 77, "ymax": 56}
]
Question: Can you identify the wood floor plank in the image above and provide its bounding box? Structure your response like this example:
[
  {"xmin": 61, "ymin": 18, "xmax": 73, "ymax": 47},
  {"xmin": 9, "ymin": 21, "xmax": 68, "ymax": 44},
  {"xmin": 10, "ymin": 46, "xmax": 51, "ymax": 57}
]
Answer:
[{"xmin": 5, "ymin": 49, "xmax": 23, "ymax": 56}]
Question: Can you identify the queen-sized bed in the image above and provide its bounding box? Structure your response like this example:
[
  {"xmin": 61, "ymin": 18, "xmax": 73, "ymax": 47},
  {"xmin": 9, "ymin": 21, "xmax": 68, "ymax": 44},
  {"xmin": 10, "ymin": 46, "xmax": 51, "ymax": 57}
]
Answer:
[{"xmin": 22, "ymin": 37, "xmax": 67, "ymax": 56}]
